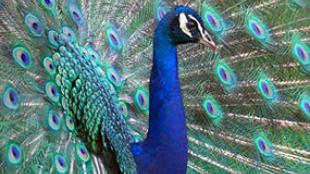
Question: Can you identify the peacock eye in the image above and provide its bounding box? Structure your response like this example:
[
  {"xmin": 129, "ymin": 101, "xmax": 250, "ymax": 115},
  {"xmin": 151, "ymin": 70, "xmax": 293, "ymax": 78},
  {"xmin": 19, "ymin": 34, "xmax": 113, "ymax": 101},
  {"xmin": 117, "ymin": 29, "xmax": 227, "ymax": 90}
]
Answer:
[{"xmin": 186, "ymin": 20, "xmax": 196, "ymax": 30}]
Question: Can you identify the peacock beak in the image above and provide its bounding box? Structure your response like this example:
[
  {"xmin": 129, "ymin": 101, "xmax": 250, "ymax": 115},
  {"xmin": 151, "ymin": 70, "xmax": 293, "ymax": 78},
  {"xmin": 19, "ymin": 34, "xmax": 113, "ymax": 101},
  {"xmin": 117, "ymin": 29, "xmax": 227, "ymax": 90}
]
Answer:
[
  {"xmin": 199, "ymin": 30, "xmax": 218, "ymax": 51},
  {"xmin": 199, "ymin": 38, "xmax": 217, "ymax": 51}
]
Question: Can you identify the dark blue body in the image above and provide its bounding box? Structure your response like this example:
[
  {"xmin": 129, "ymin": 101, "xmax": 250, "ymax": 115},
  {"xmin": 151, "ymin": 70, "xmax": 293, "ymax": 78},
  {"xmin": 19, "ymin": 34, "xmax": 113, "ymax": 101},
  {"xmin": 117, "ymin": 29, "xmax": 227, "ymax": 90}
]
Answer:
[{"xmin": 131, "ymin": 11, "xmax": 188, "ymax": 174}]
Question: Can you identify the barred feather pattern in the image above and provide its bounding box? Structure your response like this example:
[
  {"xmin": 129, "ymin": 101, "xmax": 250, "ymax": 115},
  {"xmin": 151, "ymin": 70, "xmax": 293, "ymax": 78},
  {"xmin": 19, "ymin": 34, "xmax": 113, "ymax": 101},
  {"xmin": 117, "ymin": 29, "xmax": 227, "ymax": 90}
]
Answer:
[{"xmin": 0, "ymin": 0, "xmax": 310, "ymax": 174}]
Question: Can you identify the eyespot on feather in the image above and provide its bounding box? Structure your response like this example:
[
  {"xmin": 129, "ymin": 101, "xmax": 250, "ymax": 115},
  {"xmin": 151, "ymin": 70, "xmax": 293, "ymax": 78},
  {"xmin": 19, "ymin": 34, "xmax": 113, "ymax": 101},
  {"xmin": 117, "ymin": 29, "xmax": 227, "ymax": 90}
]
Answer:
[
  {"xmin": 6, "ymin": 142, "xmax": 23, "ymax": 165},
  {"xmin": 133, "ymin": 87, "xmax": 149, "ymax": 113},
  {"xmin": 12, "ymin": 46, "xmax": 33, "ymax": 69},
  {"xmin": 254, "ymin": 133, "xmax": 273, "ymax": 158},
  {"xmin": 24, "ymin": 13, "xmax": 44, "ymax": 37},
  {"xmin": 54, "ymin": 154, "xmax": 69, "ymax": 173},
  {"xmin": 2, "ymin": 86, "xmax": 20, "ymax": 110},
  {"xmin": 202, "ymin": 95, "xmax": 224, "ymax": 123}
]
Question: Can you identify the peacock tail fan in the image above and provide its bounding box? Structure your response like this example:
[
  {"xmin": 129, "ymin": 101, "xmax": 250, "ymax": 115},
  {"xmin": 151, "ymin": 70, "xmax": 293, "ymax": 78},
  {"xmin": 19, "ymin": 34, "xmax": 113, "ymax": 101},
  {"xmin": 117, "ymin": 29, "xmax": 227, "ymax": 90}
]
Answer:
[
  {"xmin": 0, "ymin": 0, "xmax": 309, "ymax": 174},
  {"xmin": 0, "ymin": 0, "xmax": 135, "ymax": 173},
  {"xmin": 181, "ymin": 0, "xmax": 310, "ymax": 173}
]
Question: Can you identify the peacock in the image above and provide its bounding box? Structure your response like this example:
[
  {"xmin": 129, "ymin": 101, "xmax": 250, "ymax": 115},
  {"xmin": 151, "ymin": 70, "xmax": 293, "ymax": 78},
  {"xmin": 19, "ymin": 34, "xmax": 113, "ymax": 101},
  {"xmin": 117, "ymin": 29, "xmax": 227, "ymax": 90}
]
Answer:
[{"xmin": 0, "ymin": 0, "xmax": 310, "ymax": 173}]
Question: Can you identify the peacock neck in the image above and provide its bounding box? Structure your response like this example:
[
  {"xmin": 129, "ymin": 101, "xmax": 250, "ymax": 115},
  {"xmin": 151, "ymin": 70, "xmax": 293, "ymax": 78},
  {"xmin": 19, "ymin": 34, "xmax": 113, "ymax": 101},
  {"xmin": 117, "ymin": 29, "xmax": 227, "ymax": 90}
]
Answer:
[
  {"xmin": 147, "ymin": 25, "xmax": 187, "ymax": 146},
  {"xmin": 135, "ymin": 19, "xmax": 188, "ymax": 173}
]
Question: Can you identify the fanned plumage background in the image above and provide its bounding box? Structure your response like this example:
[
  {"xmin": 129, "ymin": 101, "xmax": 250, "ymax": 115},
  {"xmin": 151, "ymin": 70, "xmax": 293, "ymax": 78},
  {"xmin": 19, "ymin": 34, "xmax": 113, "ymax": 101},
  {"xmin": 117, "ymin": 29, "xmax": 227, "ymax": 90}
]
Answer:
[{"xmin": 0, "ymin": 0, "xmax": 310, "ymax": 173}]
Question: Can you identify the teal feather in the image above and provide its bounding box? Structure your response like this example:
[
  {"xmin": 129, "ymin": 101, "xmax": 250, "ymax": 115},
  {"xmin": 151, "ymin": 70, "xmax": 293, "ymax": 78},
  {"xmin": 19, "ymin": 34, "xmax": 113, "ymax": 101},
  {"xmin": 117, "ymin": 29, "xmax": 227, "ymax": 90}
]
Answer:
[{"xmin": 0, "ymin": 0, "xmax": 309, "ymax": 173}]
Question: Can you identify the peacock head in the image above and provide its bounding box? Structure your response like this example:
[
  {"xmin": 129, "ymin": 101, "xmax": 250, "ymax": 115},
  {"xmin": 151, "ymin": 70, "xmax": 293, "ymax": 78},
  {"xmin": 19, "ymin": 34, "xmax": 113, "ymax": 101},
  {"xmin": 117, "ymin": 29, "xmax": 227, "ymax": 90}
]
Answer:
[{"xmin": 166, "ymin": 5, "xmax": 217, "ymax": 50}]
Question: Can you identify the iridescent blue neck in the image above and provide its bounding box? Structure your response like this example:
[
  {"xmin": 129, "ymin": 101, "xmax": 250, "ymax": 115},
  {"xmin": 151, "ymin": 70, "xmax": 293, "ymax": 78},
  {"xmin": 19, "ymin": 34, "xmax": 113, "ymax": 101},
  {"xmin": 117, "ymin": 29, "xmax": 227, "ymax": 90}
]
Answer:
[{"xmin": 131, "ymin": 13, "xmax": 188, "ymax": 174}]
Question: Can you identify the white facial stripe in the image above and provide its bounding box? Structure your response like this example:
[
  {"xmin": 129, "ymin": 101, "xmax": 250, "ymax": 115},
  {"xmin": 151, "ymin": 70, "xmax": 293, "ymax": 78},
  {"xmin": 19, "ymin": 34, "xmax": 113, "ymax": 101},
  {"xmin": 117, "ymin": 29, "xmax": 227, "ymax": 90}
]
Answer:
[
  {"xmin": 189, "ymin": 15, "xmax": 213, "ymax": 43},
  {"xmin": 188, "ymin": 15, "xmax": 207, "ymax": 39},
  {"xmin": 188, "ymin": 15, "xmax": 203, "ymax": 36},
  {"xmin": 179, "ymin": 13, "xmax": 192, "ymax": 38}
]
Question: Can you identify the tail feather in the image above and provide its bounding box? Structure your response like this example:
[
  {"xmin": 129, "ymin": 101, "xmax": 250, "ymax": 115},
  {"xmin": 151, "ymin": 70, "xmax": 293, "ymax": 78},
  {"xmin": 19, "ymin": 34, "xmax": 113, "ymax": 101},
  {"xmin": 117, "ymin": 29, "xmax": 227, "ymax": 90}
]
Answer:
[{"xmin": 0, "ymin": 0, "xmax": 99, "ymax": 173}]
